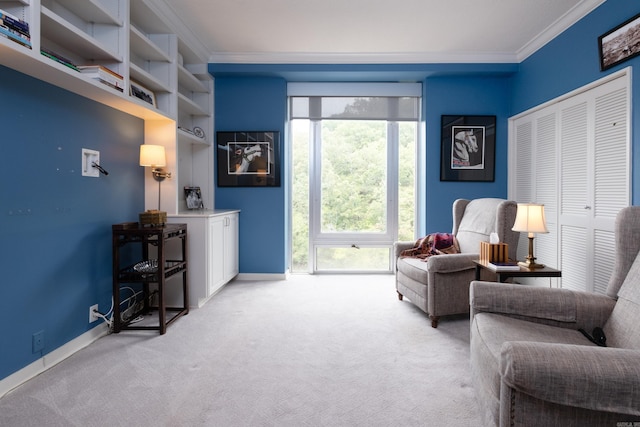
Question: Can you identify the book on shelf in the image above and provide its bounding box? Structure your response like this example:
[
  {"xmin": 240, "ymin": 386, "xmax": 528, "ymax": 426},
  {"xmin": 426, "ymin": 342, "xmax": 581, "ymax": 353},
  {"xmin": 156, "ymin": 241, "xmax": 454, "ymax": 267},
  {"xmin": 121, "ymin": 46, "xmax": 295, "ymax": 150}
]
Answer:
[
  {"xmin": 0, "ymin": 24, "xmax": 31, "ymax": 49},
  {"xmin": 95, "ymin": 78, "xmax": 124, "ymax": 93},
  {"xmin": 0, "ymin": 8, "xmax": 30, "ymax": 35},
  {"xmin": 77, "ymin": 65, "xmax": 124, "ymax": 92},
  {"xmin": 487, "ymin": 261, "xmax": 521, "ymax": 271},
  {"xmin": 0, "ymin": 17, "xmax": 29, "ymax": 38},
  {"xmin": 40, "ymin": 48, "xmax": 79, "ymax": 71}
]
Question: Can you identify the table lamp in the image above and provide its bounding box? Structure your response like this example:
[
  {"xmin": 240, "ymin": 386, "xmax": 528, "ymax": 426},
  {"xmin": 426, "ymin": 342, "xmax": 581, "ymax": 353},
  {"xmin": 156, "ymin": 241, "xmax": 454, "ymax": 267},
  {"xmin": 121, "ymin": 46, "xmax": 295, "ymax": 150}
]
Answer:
[
  {"xmin": 512, "ymin": 203, "xmax": 549, "ymax": 269},
  {"xmin": 139, "ymin": 144, "xmax": 171, "ymax": 225}
]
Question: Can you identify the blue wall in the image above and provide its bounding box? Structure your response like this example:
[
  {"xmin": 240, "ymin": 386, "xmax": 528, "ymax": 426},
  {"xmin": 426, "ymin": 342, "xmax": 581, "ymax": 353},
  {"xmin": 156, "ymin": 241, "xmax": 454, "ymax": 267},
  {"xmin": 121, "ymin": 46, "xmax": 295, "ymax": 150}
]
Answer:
[
  {"xmin": 212, "ymin": 68, "xmax": 514, "ymax": 273},
  {"xmin": 0, "ymin": 66, "xmax": 144, "ymax": 380},
  {"xmin": 423, "ymin": 75, "xmax": 512, "ymax": 233},
  {"xmin": 511, "ymin": 0, "xmax": 640, "ymax": 203},
  {"xmin": 214, "ymin": 77, "xmax": 288, "ymax": 274}
]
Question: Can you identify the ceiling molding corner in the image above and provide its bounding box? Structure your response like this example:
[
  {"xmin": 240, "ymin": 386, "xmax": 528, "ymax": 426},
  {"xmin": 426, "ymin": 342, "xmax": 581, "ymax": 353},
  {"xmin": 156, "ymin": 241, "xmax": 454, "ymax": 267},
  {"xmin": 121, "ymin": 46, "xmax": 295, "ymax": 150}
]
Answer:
[{"xmin": 516, "ymin": 0, "xmax": 606, "ymax": 62}]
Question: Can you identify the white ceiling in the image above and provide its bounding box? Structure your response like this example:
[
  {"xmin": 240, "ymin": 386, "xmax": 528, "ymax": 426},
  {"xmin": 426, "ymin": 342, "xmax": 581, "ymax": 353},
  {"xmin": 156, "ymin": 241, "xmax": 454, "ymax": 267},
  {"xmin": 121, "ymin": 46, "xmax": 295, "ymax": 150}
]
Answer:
[{"xmin": 163, "ymin": 0, "xmax": 605, "ymax": 64}]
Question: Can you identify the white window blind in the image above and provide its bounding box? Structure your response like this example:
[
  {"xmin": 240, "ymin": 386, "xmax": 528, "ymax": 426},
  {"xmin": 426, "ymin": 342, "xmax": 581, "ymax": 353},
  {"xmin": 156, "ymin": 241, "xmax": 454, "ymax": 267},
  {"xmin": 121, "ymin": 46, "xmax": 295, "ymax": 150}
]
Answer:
[{"xmin": 288, "ymin": 82, "xmax": 421, "ymax": 121}]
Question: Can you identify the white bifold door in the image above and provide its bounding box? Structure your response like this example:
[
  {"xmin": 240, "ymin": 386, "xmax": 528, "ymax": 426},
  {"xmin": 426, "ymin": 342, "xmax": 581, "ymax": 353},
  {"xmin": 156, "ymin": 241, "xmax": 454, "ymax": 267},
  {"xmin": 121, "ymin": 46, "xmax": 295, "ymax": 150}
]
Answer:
[{"xmin": 509, "ymin": 69, "xmax": 631, "ymax": 293}]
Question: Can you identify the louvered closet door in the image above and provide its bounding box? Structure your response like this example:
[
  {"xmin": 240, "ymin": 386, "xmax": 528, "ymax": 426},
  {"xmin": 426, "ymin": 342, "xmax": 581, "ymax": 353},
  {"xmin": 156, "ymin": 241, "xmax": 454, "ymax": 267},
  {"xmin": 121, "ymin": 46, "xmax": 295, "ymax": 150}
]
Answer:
[
  {"xmin": 510, "ymin": 71, "xmax": 630, "ymax": 293},
  {"xmin": 511, "ymin": 111, "xmax": 558, "ymax": 266},
  {"xmin": 559, "ymin": 77, "xmax": 629, "ymax": 293},
  {"xmin": 592, "ymin": 84, "xmax": 629, "ymax": 293},
  {"xmin": 511, "ymin": 118, "xmax": 532, "ymax": 261},
  {"xmin": 559, "ymin": 99, "xmax": 590, "ymax": 291},
  {"xmin": 533, "ymin": 112, "xmax": 558, "ymax": 267}
]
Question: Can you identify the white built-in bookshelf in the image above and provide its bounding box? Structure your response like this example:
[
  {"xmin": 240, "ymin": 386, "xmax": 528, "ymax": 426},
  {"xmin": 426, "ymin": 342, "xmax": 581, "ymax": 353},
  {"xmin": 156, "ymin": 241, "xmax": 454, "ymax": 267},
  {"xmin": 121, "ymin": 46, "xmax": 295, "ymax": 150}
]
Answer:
[{"xmin": 0, "ymin": 0, "xmax": 214, "ymax": 214}]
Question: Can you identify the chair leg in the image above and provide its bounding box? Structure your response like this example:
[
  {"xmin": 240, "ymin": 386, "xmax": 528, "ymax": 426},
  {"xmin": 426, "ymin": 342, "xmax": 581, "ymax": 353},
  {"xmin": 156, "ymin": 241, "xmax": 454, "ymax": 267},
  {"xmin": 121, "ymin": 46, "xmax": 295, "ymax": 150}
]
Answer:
[
  {"xmin": 397, "ymin": 291, "xmax": 403, "ymax": 301},
  {"xmin": 430, "ymin": 315, "xmax": 439, "ymax": 328}
]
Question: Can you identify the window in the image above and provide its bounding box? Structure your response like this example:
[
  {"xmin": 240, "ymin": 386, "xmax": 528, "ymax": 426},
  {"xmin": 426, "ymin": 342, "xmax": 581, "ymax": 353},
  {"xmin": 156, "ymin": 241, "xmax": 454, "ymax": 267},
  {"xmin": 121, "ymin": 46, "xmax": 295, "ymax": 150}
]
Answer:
[{"xmin": 289, "ymin": 83, "xmax": 421, "ymax": 273}]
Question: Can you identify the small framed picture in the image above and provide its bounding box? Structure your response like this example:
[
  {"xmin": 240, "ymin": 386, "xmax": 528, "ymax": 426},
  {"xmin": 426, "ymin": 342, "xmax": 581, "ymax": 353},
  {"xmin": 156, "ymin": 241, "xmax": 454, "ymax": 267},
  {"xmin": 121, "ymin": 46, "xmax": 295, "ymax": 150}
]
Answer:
[
  {"xmin": 216, "ymin": 131, "xmax": 280, "ymax": 187},
  {"xmin": 599, "ymin": 12, "xmax": 640, "ymax": 71},
  {"xmin": 184, "ymin": 186, "xmax": 204, "ymax": 209},
  {"xmin": 440, "ymin": 115, "xmax": 496, "ymax": 182},
  {"xmin": 130, "ymin": 80, "xmax": 156, "ymax": 107}
]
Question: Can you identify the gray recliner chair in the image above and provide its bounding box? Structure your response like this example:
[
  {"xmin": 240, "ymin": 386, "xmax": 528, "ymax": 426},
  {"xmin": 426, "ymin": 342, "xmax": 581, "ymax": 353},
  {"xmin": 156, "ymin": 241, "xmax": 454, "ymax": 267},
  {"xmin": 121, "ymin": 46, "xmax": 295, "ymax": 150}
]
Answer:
[
  {"xmin": 394, "ymin": 198, "xmax": 519, "ymax": 327},
  {"xmin": 470, "ymin": 206, "xmax": 640, "ymax": 426}
]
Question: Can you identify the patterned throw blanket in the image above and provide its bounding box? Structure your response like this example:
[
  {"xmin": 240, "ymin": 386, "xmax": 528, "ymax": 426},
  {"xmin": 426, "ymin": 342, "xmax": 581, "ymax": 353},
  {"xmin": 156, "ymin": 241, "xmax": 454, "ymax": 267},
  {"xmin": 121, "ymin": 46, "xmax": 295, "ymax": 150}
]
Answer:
[{"xmin": 400, "ymin": 233, "xmax": 460, "ymax": 261}]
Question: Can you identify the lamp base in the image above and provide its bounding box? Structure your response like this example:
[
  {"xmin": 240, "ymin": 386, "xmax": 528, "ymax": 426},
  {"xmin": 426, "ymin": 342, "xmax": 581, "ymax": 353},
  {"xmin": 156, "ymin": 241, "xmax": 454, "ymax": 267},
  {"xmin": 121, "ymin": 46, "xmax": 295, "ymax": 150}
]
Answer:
[
  {"xmin": 518, "ymin": 235, "xmax": 545, "ymax": 269},
  {"xmin": 518, "ymin": 259, "xmax": 545, "ymax": 269}
]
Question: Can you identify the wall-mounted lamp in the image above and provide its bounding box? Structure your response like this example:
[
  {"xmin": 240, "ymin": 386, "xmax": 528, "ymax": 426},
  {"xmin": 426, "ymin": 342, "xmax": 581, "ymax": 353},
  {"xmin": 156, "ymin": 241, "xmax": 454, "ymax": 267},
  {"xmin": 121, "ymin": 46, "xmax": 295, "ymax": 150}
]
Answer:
[
  {"xmin": 140, "ymin": 144, "xmax": 171, "ymax": 182},
  {"xmin": 511, "ymin": 203, "xmax": 549, "ymax": 269},
  {"xmin": 140, "ymin": 144, "xmax": 171, "ymax": 213}
]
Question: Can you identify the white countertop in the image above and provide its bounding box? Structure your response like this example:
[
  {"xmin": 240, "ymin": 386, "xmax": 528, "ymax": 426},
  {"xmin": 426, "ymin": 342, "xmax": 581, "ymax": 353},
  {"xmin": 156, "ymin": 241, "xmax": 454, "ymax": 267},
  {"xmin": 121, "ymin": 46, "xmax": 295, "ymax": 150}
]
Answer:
[{"xmin": 168, "ymin": 209, "xmax": 240, "ymax": 218}]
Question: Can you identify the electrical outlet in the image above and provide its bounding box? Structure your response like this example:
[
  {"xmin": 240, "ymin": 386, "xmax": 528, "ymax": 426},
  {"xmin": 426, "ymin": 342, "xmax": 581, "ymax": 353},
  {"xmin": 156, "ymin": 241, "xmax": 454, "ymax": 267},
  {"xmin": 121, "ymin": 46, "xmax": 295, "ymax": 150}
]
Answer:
[
  {"xmin": 81, "ymin": 148, "xmax": 100, "ymax": 177},
  {"xmin": 89, "ymin": 304, "xmax": 99, "ymax": 323},
  {"xmin": 32, "ymin": 331, "xmax": 44, "ymax": 353}
]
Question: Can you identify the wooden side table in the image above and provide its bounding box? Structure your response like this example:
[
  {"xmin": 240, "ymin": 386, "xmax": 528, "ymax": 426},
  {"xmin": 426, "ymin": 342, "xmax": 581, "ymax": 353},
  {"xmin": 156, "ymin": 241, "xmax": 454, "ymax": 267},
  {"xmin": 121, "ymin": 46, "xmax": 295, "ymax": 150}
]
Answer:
[
  {"xmin": 112, "ymin": 222, "xmax": 189, "ymax": 334},
  {"xmin": 473, "ymin": 259, "xmax": 561, "ymax": 284}
]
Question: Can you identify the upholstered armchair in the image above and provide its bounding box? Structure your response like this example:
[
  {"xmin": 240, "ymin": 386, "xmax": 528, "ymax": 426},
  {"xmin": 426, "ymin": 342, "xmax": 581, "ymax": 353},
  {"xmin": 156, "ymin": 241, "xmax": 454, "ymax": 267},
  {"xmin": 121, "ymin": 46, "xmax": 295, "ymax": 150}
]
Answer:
[
  {"xmin": 394, "ymin": 198, "xmax": 519, "ymax": 327},
  {"xmin": 470, "ymin": 206, "xmax": 640, "ymax": 426}
]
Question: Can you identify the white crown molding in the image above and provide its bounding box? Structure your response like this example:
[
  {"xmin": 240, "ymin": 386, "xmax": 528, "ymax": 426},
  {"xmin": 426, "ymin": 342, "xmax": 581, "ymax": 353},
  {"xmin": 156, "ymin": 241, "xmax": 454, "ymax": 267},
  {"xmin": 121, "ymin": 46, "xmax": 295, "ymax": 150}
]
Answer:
[
  {"xmin": 517, "ymin": 0, "xmax": 606, "ymax": 62},
  {"xmin": 208, "ymin": 50, "xmax": 518, "ymax": 65}
]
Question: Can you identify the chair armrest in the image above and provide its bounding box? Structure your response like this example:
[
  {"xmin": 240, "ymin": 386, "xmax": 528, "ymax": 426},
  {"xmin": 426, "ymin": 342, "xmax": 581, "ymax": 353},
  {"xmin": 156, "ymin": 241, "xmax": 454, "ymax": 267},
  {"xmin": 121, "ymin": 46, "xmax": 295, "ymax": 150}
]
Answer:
[
  {"xmin": 470, "ymin": 281, "xmax": 616, "ymax": 330},
  {"xmin": 501, "ymin": 342, "xmax": 640, "ymax": 416},
  {"xmin": 394, "ymin": 241, "xmax": 415, "ymax": 258},
  {"xmin": 426, "ymin": 253, "xmax": 478, "ymax": 273}
]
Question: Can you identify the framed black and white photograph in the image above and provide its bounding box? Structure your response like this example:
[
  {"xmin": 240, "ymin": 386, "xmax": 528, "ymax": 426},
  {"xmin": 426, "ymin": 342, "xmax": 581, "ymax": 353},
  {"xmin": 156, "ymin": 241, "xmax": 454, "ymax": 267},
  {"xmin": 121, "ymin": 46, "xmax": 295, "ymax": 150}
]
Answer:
[
  {"xmin": 216, "ymin": 131, "xmax": 280, "ymax": 187},
  {"xmin": 184, "ymin": 186, "xmax": 204, "ymax": 209},
  {"xmin": 130, "ymin": 80, "xmax": 156, "ymax": 107},
  {"xmin": 599, "ymin": 12, "xmax": 640, "ymax": 71},
  {"xmin": 440, "ymin": 115, "xmax": 496, "ymax": 182}
]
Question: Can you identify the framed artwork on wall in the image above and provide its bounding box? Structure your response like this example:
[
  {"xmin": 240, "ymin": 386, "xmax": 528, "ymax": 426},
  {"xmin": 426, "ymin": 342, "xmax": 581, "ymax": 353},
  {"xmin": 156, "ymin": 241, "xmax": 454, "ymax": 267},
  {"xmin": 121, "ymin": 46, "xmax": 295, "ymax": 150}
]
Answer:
[
  {"xmin": 599, "ymin": 12, "xmax": 640, "ymax": 71},
  {"xmin": 216, "ymin": 131, "xmax": 280, "ymax": 187},
  {"xmin": 440, "ymin": 115, "xmax": 496, "ymax": 182}
]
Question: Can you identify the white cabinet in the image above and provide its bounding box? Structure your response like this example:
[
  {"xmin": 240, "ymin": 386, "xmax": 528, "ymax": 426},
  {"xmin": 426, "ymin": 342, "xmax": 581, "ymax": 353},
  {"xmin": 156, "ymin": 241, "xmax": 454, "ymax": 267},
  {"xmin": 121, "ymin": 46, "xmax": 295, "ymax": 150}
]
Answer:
[
  {"xmin": 168, "ymin": 210, "xmax": 239, "ymax": 308},
  {"xmin": 211, "ymin": 211, "xmax": 239, "ymax": 293},
  {"xmin": 221, "ymin": 213, "xmax": 239, "ymax": 282}
]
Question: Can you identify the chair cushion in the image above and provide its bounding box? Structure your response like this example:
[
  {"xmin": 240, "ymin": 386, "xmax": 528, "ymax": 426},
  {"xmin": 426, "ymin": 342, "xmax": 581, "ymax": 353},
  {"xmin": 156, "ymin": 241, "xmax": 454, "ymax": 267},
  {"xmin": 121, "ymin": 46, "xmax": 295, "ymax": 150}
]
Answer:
[
  {"xmin": 396, "ymin": 257, "xmax": 429, "ymax": 283},
  {"xmin": 456, "ymin": 199, "xmax": 501, "ymax": 253},
  {"xmin": 604, "ymin": 251, "xmax": 640, "ymax": 349},
  {"xmin": 472, "ymin": 313, "xmax": 594, "ymax": 404}
]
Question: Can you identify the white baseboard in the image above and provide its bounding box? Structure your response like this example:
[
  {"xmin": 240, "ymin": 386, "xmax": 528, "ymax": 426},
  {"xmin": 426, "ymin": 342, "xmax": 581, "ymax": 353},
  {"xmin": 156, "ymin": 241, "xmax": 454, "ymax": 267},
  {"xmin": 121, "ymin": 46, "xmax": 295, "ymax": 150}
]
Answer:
[
  {"xmin": 0, "ymin": 323, "xmax": 109, "ymax": 399},
  {"xmin": 235, "ymin": 272, "xmax": 289, "ymax": 281}
]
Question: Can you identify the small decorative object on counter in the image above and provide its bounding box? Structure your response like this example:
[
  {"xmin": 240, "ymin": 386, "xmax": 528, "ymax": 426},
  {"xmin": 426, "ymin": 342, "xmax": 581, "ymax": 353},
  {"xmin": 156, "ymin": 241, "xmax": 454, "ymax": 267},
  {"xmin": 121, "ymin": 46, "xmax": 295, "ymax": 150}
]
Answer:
[{"xmin": 139, "ymin": 209, "xmax": 166, "ymax": 226}]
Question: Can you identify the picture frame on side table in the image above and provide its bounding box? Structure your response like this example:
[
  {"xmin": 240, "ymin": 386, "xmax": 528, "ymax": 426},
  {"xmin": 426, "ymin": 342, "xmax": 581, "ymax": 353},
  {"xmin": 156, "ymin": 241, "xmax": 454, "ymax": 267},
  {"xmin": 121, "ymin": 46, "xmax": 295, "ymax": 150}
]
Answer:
[
  {"xmin": 599, "ymin": 12, "xmax": 640, "ymax": 71},
  {"xmin": 216, "ymin": 131, "xmax": 280, "ymax": 187},
  {"xmin": 130, "ymin": 80, "xmax": 156, "ymax": 107},
  {"xmin": 440, "ymin": 115, "xmax": 496, "ymax": 182}
]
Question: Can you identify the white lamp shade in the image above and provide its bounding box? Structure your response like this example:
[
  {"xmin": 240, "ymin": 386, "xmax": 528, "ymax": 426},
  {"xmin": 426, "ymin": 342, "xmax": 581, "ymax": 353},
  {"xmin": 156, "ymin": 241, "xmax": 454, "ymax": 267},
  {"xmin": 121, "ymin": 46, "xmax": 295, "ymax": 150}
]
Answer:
[
  {"xmin": 139, "ymin": 145, "xmax": 166, "ymax": 167},
  {"xmin": 512, "ymin": 203, "xmax": 549, "ymax": 233}
]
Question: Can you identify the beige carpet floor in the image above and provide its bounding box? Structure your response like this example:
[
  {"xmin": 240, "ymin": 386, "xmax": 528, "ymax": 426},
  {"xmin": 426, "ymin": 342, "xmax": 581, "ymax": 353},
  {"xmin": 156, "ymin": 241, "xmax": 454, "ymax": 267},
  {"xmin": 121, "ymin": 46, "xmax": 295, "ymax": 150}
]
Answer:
[{"xmin": 0, "ymin": 274, "xmax": 481, "ymax": 426}]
